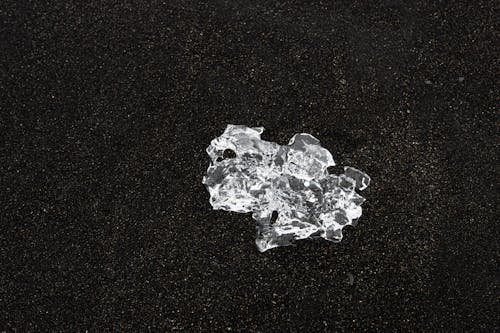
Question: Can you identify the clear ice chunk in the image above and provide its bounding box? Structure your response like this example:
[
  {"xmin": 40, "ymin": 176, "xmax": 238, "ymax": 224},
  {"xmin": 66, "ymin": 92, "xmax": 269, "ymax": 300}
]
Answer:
[{"xmin": 202, "ymin": 124, "xmax": 371, "ymax": 252}]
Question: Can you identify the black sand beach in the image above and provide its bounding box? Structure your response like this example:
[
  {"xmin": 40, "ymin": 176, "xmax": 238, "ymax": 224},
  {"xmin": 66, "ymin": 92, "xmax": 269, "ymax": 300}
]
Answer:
[{"xmin": 1, "ymin": 1, "xmax": 498, "ymax": 331}]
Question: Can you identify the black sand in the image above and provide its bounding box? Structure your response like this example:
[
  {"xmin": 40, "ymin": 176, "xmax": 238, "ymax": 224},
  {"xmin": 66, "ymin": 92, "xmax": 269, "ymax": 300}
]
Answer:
[{"xmin": 1, "ymin": 1, "xmax": 498, "ymax": 331}]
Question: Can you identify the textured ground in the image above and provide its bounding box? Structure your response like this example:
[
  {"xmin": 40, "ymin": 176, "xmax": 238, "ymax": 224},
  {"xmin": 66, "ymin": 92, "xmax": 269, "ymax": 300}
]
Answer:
[{"xmin": 1, "ymin": 1, "xmax": 498, "ymax": 331}]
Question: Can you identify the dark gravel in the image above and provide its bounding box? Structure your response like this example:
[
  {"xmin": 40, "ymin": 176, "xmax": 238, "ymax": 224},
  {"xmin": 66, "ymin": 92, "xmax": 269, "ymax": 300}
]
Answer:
[{"xmin": 1, "ymin": 1, "xmax": 498, "ymax": 331}]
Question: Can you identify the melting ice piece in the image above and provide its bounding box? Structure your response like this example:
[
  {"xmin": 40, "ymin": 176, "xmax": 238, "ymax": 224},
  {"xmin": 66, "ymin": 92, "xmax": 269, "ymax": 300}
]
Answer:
[{"xmin": 202, "ymin": 124, "xmax": 371, "ymax": 252}]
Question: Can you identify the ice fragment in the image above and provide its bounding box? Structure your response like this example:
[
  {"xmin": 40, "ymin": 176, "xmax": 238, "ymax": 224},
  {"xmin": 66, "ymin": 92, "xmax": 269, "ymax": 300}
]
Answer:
[{"xmin": 202, "ymin": 124, "xmax": 371, "ymax": 252}]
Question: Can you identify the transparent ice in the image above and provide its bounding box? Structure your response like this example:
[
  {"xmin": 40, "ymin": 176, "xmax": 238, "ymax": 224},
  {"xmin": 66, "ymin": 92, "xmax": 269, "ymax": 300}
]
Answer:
[{"xmin": 202, "ymin": 125, "xmax": 371, "ymax": 252}]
